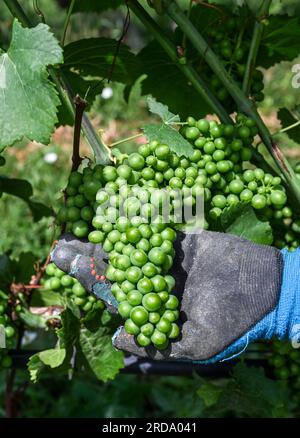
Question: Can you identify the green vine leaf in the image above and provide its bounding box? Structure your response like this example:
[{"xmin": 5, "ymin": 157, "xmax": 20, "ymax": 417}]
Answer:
[
  {"xmin": 38, "ymin": 348, "xmax": 66, "ymax": 367},
  {"xmin": 196, "ymin": 362, "xmax": 290, "ymax": 417},
  {"xmin": 62, "ymin": 38, "xmax": 139, "ymax": 84},
  {"xmin": 0, "ymin": 254, "xmax": 14, "ymax": 290},
  {"xmin": 79, "ymin": 323, "xmax": 124, "ymax": 382},
  {"xmin": 0, "ymin": 176, "xmax": 53, "ymax": 221},
  {"xmin": 73, "ymin": 0, "xmax": 123, "ymax": 13},
  {"xmin": 14, "ymin": 252, "xmax": 36, "ymax": 284},
  {"xmin": 27, "ymin": 348, "xmax": 66, "ymax": 383},
  {"xmin": 0, "ymin": 19, "xmax": 63, "ymax": 151},
  {"xmin": 30, "ymin": 290, "xmax": 63, "ymax": 307},
  {"xmin": 197, "ymin": 382, "xmax": 222, "ymax": 408},
  {"xmin": 142, "ymin": 123, "xmax": 193, "ymax": 158},
  {"xmin": 258, "ymin": 16, "xmax": 300, "ymax": 68},
  {"xmin": 220, "ymin": 203, "xmax": 273, "ymax": 245},
  {"xmin": 27, "ymin": 355, "xmax": 44, "ymax": 383},
  {"xmin": 57, "ymin": 308, "xmax": 80, "ymax": 352},
  {"xmin": 134, "ymin": 41, "xmax": 212, "ymax": 118},
  {"xmin": 19, "ymin": 308, "xmax": 47, "ymax": 329},
  {"xmin": 147, "ymin": 97, "xmax": 180, "ymax": 124}
]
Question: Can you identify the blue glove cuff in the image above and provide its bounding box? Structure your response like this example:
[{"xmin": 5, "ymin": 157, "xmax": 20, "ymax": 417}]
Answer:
[{"xmin": 198, "ymin": 247, "xmax": 300, "ymax": 364}]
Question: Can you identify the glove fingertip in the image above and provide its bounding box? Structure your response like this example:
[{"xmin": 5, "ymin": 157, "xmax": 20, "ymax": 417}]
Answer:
[{"xmin": 92, "ymin": 282, "xmax": 118, "ymax": 314}]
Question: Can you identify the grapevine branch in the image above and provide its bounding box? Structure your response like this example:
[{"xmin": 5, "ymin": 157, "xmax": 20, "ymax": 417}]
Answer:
[
  {"xmin": 58, "ymin": 95, "xmax": 87, "ymax": 233},
  {"xmin": 242, "ymin": 0, "xmax": 272, "ymax": 94},
  {"xmin": 72, "ymin": 95, "xmax": 86, "ymax": 171},
  {"xmin": 33, "ymin": 0, "xmax": 45, "ymax": 23}
]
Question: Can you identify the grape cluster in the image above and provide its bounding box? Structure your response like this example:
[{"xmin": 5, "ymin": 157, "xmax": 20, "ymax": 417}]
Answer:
[
  {"xmin": 41, "ymin": 263, "xmax": 104, "ymax": 314},
  {"xmin": 201, "ymin": 16, "xmax": 264, "ymax": 110},
  {"xmin": 271, "ymin": 162, "xmax": 300, "ymax": 252},
  {"xmin": 0, "ymin": 290, "xmax": 17, "ymax": 369},
  {"xmin": 180, "ymin": 114, "xmax": 287, "ymax": 220},
  {"xmin": 56, "ymin": 166, "xmax": 102, "ymax": 238},
  {"xmin": 87, "ymin": 149, "xmax": 183, "ymax": 349},
  {"xmin": 294, "ymin": 162, "xmax": 300, "ymax": 178},
  {"xmin": 57, "ymin": 114, "xmax": 289, "ymax": 349},
  {"xmin": 268, "ymin": 340, "xmax": 300, "ymax": 403},
  {"xmin": 273, "ymin": 215, "xmax": 300, "ymax": 252}
]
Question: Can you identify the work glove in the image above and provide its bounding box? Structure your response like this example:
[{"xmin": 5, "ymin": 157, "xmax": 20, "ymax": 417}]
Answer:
[{"xmin": 51, "ymin": 230, "xmax": 300, "ymax": 363}]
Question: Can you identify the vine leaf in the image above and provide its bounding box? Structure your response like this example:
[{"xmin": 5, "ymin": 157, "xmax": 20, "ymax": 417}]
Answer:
[
  {"xmin": 220, "ymin": 203, "xmax": 273, "ymax": 245},
  {"xmin": 196, "ymin": 363, "xmax": 290, "ymax": 417},
  {"xmin": 134, "ymin": 41, "xmax": 212, "ymax": 118},
  {"xmin": 0, "ymin": 19, "xmax": 63, "ymax": 151},
  {"xmin": 0, "ymin": 176, "xmax": 53, "ymax": 221},
  {"xmin": 27, "ymin": 348, "xmax": 66, "ymax": 383},
  {"xmin": 31, "ymin": 290, "xmax": 64, "ymax": 307},
  {"xmin": 142, "ymin": 123, "xmax": 193, "ymax": 158},
  {"xmin": 19, "ymin": 308, "xmax": 47, "ymax": 329},
  {"xmin": 147, "ymin": 97, "xmax": 180, "ymax": 124},
  {"xmin": 14, "ymin": 252, "xmax": 36, "ymax": 284},
  {"xmin": 197, "ymin": 382, "xmax": 222, "ymax": 408},
  {"xmin": 27, "ymin": 355, "xmax": 44, "ymax": 383},
  {"xmin": 258, "ymin": 16, "xmax": 300, "ymax": 68},
  {"xmin": 0, "ymin": 255, "xmax": 14, "ymax": 290},
  {"xmin": 62, "ymin": 38, "xmax": 139, "ymax": 84},
  {"xmin": 57, "ymin": 308, "xmax": 80, "ymax": 352},
  {"xmin": 0, "ymin": 252, "xmax": 35, "ymax": 290},
  {"xmin": 57, "ymin": 71, "xmax": 102, "ymax": 126},
  {"xmin": 72, "ymin": 0, "xmax": 123, "ymax": 13},
  {"xmin": 79, "ymin": 323, "xmax": 124, "ymax": 382}
]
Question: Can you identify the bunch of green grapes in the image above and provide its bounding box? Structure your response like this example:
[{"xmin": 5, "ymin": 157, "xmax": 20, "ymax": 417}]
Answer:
[
  {"xmin": 56, "ymin": 114, "xmax": 289, "ymax": 349},
  {"xmin": 180, "ymin": 114, "xmax": 287, "ymax": 220},
  {"xmin": 272, "ymin": 162, "xmax": 300, "ymax": 251},
  {"xmin": 273, "ymin": 216, "xmax": 300, "ymax": 251},
  {"xmin": 87, "ymin": 152, "xmax": 184, "ymax": 349},
  {"xmin": 41, "ymin": 263, "xmax": 104, "ymax": 314},
  {"xmin": 294, "ymin": 162, "xmax": 300, "ymax": 178},
  {"xmin": 268, "ymin": 340, "xmax": 300, "ymax": 402},
  {"xmin": 98, "ymin": 221, "xmax": 179, "ymax": 350},
  {"xmin": 56, "ymin": 165, "xmax": 103, "ymax": 238},
  {"xmin": 200, "ymin": 15, "xmax": 264, "ymax": 111},
  {"xmin": 0, "ymin": 290, "xmax": 17, "ymax": 369}
]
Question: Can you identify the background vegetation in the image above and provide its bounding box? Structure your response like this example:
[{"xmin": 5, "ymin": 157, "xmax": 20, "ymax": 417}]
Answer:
[{"xmin": 1, "ymin": 0, "xmax": 300, "ymax": 418}]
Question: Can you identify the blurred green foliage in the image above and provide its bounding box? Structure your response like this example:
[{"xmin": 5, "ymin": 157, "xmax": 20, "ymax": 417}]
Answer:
[
  {"xmin": 0, "ymin": 144, "xmax": 68, "ymax": 259},
  {"xmin": 0, "ymin": 0, "xmax": 300, "ymax": 419}
]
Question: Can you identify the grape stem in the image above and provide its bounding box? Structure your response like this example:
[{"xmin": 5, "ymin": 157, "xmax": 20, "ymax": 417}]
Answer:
[
  {"xmin": 160, "ymin": 0, "xmax": 300, "ymax": 206},
  {"xmin": 3, "ymin": 0, "xmax": 112, "ymax": 166},
  {"xmin": 71, "ymin": 95, "xmax": 86, "ymax": 171},
  {"xmin": 129, "ymin": 0, "xmax": 232, "ymax": 125},
  {"xmin": 109, "ymin": 133, "xmax": 144, "ymax": 148},
  {"xmin": 242, "ymin": 0, "xmax": 272, "ymax": 95},
  {"xmin": 279, "ymin": 120, "xmax": 300, "ymax": 134}
]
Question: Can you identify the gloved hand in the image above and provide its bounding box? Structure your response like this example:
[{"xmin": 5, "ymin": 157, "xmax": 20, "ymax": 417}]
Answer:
[{"xmin": 51, "ymin": 231, "xmax": 300, "ymax": 363}]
